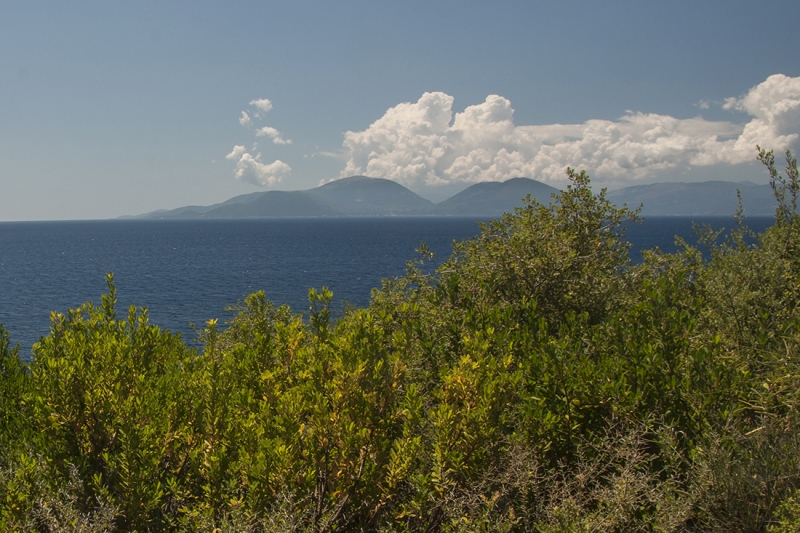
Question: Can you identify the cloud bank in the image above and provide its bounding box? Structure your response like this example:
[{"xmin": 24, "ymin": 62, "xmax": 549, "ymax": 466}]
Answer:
[
  {"xmin": 341, "ymin": 74, "xmax": 800, "ymax": 188},
  {"xmin": 227, "ymin": 97, "xmax": 292, "ymax": 186}
]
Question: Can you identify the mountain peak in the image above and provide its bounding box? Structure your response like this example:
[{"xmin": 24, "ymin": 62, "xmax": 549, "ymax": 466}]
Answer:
[
  {"xmin": 432, "ymin": 177, "xmax": 559, "ymax": 216},
  {"xmin": 132, "ymin": 176, "xmax": 559, "ymax": 219}
]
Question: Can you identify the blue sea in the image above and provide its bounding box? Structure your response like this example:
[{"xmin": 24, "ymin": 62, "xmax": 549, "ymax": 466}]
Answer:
[{"xmin": 0, "ymin": 216, "xmax": 775, "ymax": 359}]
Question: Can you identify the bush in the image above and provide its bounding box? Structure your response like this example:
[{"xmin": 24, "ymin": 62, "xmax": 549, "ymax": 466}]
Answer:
[{"xmin": 1, "ymin": 152, "xmax": 799, "ymax": 531}]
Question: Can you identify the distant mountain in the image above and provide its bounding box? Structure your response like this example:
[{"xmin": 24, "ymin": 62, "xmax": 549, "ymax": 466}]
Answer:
[
  {"xmin": 607, "ymin": 181, "xmax": 778, "ymax": 216},
  {"xmin": 433, "ymin": 178, "xmax": 559, "ymax": 216},
  {"xmin": 138, "ymin": 176, "xmax": 433, "ymax": 219},
  {"xmin": 203, "ymin": 191, "xmax": 337, "ymax": 218},
  {"xmin": 306, "ymin": 176, "xmax": 433, "ymax": 215},
  {"xmin": 139, "ymin": 191, "xmax": 269, "ymax": 219},
  {"xmin": 135, "ymin": 176, "xmax": 559, "ymax": 219},
  {"xmin": 135, "ymin": 176, "xmax": 781, "ymax": 220}
]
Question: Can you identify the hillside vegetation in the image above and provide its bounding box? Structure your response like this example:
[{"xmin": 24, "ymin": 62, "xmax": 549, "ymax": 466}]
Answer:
[{"xmin": 2, "ymin": 149, "xmax": 800, "ymax": 532}]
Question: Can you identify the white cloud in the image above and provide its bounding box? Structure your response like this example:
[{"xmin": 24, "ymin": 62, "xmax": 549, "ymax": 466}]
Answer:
[
  {"xmin": 249, "ymin": 98, "xmax": 273, "ymax": 114},
  {"xmin": 226, "ymin": 145, "xmax": 246, "ymax": 160},
  {"xmin": 227, "ymin": 145, "xmax": 290, "ymax": 186},
  {"xmin": 234, "ymin": 154, "xmax": 290, "ymax": 186},
  {"xmin": 722, "ymin": 73, "xmax": 800, "ymax": 159},
  {"xmin": 226, "ymin": 97, "xmax": 295, "ymax": 186},
  {"xmin": 318, "ymin": 150, "xmax": 348, "ymax": 160},
  {"xmin": 256, "ymin": 126, "xmax": 293, "ymax": 145},
  {"xmin": 341, "ymin": 74, "xmax": 800, "ymax": 188}
]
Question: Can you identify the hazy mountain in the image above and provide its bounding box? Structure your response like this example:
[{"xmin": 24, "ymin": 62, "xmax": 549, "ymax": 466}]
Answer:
[
  {"xmin": 131, "ymin": 191, "xmax": 277, "ymax": 219},
  {"xmin": 607, "ymin": 181, "xmax": 777, "ymax": 216},
  {"xmin": 432, "ymin": 177, "xmax": 559, "ymax": 216},
  {"xmin": 135, "ymin": 176, "xmax": 556, "ymax": 219},
  {"xmin": 138, "ymin": 176, "xmax": 433, "ymax": 219},
  {"xmin": 203, "ymin": 191, "xmax": 338, "ymax": 217},
  {"xmin": 306, "ymin": 176, "xmax": 433, "ymax": 215},
  {"xmin": 133, "ymin": 176, "xmax": 782, "ymax": 220}
]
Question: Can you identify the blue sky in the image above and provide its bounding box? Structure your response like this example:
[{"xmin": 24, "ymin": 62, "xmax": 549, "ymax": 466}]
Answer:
[{"xmin": 1, "ymin": 1, "xmax": 799, "ymax": 220}]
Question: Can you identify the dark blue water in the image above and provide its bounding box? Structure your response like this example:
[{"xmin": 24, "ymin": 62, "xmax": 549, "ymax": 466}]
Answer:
[
  {"xmin": 624, "ymin": 216, "xmax": 775, "ymax": 262},
  {"xmin": 0, "ymin": 216, "xmax": 775, "ymax": 358}
]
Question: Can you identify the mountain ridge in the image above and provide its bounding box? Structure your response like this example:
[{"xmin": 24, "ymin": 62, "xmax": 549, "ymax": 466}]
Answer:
[
  {"xmin": 133, "ymin": 176, "xmax": 558, "ymax": 219},
  {"xmin": 131, "ymin": 177, "xmax": 780, "ymax": 219},
  {"xmin": 607, "ymin": 180, "xmax": 778, "ymax": 216}
]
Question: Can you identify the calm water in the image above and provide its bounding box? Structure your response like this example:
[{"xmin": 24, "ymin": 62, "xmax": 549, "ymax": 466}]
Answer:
[{"xmin": 0, "ymin": 216, "xmax": 775, "ymax": 358}]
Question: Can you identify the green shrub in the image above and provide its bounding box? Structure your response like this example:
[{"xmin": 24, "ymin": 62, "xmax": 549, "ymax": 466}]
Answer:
[{"xmin": 0, "ymin": 151, "xmax": 799, "ymax": 531}]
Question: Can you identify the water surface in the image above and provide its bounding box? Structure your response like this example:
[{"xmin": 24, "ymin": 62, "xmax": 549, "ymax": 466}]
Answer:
[{"xmin": 0, "ymin": 216, "xmax": 775, "ymax": 358}]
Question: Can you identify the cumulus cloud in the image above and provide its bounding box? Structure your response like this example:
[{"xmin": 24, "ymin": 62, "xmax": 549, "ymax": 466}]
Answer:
[
  {"xmin": 722, "ymin": 73, "xmax": 800, "ymax": 159},
  {"xmin": 229, "ymin": 150, "xmax": 291, "ymax": 187},
  {"xmin": 226, "ymin": 145, "xmax": 247, "ymax": 160},
  {"xmin": 227, "ymin": 144, "xmax": 290, "ymax": 187},
  {"xmin": 227, "ymin": 97, "xmax": 294, "ymax": 186},
  {"xmin": 341, "ymin": 74, "xmax": 800, "ymax": 188},
  {"xmin": 249, "ymin": 98, "xmax": 273, "ymax": 114},
  {"xmin": 256, "ymin": 126, "xmax": 293, "ymax": 145}
]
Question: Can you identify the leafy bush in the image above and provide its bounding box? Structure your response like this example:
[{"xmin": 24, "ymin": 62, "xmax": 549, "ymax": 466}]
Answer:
[{"xmin": 0, "ymin": 152, "xmax": 799, "ymax": 531}]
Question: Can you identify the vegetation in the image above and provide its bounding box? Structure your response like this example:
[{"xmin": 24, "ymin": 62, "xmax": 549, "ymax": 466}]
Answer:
[{"xmin": 1, "ymin": 150, "xmax": 799, "ymax": 531}]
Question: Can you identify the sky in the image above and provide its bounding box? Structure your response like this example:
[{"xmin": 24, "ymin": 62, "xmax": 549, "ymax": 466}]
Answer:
[{"xmin": 1, "ymin": 1, "xmax": 799, "ymax": 221}]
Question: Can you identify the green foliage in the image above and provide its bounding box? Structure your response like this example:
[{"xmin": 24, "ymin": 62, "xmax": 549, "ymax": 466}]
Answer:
[
  {"xmin": 435, "ymin": 168, "xmax": 639, "ymax": 331},
  {"xmin": 0, "ymin": 324, "xmax": 29, "ymax": 449},
  {"xmin": 1, "ymin": 153, "xmax": 799, "ymax": 531},
  {"xmin": 26, "ymin": 273, "xmax": 198, "ymax": 530},
  {"xmin": 770, "ymin": 490, "xmax": 800, "ymax": 533}
]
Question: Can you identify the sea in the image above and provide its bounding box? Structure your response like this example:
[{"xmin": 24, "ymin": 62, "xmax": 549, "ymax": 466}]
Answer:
[{"xmin": 0, "ymin": 216, "xmax": 776, "ymax": 360}]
